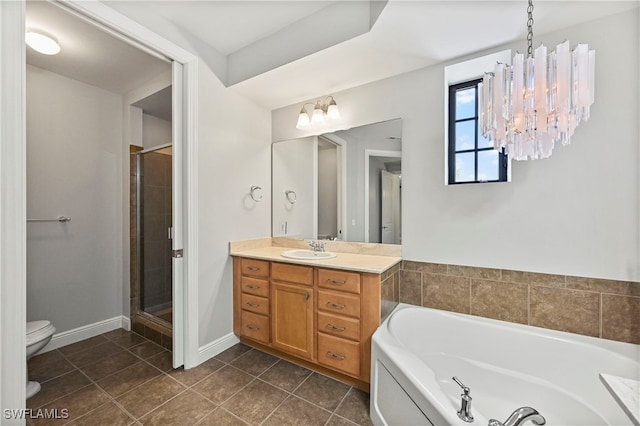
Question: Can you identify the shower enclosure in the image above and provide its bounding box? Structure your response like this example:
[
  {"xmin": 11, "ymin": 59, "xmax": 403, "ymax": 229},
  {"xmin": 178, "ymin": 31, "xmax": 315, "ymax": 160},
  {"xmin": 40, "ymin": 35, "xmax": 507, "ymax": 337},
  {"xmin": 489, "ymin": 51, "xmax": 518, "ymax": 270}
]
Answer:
[{"xmin": 136, "ymin": 145, "xmax": 173, "ymax": 327}]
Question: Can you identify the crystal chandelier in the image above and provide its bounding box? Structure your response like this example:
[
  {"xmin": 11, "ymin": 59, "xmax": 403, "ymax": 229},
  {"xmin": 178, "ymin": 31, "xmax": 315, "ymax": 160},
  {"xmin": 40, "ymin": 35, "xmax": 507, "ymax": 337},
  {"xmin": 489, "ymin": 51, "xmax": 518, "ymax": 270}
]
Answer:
[{"xmin": 480, "ymin": 0, "xmax": 595, "ymax": 161}]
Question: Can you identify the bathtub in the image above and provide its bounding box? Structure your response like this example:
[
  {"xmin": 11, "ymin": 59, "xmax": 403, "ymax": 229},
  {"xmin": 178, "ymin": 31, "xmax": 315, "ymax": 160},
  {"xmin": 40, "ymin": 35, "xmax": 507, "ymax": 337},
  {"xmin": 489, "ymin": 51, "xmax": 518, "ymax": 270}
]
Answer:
[{"xmin": 370, "ymin": 304, "xmax": 639, "ymax": 425}]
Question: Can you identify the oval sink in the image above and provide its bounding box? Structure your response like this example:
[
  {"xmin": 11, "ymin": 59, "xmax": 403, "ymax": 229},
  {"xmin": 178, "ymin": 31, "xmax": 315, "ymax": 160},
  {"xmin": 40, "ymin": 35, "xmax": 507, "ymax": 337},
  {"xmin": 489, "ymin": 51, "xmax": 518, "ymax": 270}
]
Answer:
[{"xmin": 281, "ymin": 249, "xmax": 337, "ymax": 260}]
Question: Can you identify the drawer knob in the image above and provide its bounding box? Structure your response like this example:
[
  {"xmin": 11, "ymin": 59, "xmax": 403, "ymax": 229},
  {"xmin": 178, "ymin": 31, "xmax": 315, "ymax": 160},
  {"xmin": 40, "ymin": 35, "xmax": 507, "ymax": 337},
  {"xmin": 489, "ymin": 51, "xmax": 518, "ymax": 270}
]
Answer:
[
  {"xmin": 246, "ymin": 324, "xmax": 259, "ymax": 331},
  {"xmin": 326, "ymin": 351, "xmax": 346, "ymax": 360},
  {"xmin": 328, "ymin": 279, "xmax": 346, "ymax": 285},
  {"xmin": 327, "ymin": 301, "xmax": 346, "ymax": 310},
  {"xmin": 245, "ymin": 302, "xmax": 259, "ymax": 308},
  {"xmin": 246, "ymin": 284, "xmax": 260, "ymax": 289},
  {"xmin": 326, "ymin": 323, "xmax": 346, "ymax": 332}
]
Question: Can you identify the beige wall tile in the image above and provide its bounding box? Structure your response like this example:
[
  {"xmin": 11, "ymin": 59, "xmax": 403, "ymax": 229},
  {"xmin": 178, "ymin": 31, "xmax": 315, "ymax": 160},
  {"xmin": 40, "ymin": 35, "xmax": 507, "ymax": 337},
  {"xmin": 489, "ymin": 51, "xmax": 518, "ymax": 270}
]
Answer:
[
  {"xmin": 602, "ymin": 294, "xmax": 640, "ymax": 344},
  {"xmin": 530, "ymin": 287, "xmax": 599, "ymax": 337},
  {"xmin": 502, "ymin": 270, "xmax": 565, "ymax": 288},
  {"xmin": 471, "ymin": 280, "xmax": 527, "ymax": 324},
  {"xmin": 566, "ymin": 276, "xmax": 640, "ymax": 297},
  {"xmin": 448, "ymin": 265, "xmax": 501, "ymax": 280},
  {"xmin": 399, "ymin": 270, "xmax": 422, "ymax": 305},
  {"xmin": 402, "ymin": 260, "xmax": 447, "ymax": 274},
  {"xmin": 422, "ymin": 273, "xmax": 470, "ymax": 314}
]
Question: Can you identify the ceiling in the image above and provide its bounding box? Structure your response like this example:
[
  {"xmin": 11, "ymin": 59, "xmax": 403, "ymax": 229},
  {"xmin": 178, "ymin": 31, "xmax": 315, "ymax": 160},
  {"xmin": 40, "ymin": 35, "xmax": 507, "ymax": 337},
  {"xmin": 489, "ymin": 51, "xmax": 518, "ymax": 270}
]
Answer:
[{"xmin": 25, "ymin": 0, "xmax": 639, "ymax": 111}]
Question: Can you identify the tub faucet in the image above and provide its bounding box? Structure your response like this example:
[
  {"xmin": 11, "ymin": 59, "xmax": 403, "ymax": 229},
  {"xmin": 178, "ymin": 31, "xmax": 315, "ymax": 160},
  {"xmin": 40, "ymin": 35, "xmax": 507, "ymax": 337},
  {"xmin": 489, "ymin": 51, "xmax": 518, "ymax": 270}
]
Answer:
[
  {"xmin": 452, "ymin": 376, "xmax": 474, "ymax": 422},
  {"xmin": 489, "ymin": 407, "xmax": 546, "ymax": 426},
  {"xmin": 309, "ymin": 241, "xmax": 325, "ymax": 252}
]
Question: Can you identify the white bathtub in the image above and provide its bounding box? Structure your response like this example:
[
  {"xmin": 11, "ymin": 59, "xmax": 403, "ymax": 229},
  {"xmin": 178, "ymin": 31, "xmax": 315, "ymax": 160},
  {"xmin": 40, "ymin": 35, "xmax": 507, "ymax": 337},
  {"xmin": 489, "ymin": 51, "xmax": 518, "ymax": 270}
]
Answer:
[{"xmin": 370, "ymin": 304, "xmax": 639, "ymax": 426}]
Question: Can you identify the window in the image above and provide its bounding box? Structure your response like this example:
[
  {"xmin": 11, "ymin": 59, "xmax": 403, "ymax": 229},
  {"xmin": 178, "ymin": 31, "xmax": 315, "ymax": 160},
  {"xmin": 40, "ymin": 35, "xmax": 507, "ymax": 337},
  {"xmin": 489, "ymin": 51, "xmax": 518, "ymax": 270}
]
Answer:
[{"xmin": 448, "ymin": 79, "xmax": 507, "ymax": 184}]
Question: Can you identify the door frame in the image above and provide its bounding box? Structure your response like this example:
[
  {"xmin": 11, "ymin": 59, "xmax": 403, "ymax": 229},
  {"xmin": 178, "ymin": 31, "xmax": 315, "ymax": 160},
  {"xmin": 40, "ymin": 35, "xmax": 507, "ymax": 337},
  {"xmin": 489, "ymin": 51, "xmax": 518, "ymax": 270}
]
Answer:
[
  {"xmin": 57, "ymin": 0, "xmax": 199, "ymax": 370},
  {"xmin": 363, "ymin": 149, "xmax": 401, "ymax": 243},
  {"xmin": 0, "ymin": 0, "xmax": 199, "ymax": 413}
]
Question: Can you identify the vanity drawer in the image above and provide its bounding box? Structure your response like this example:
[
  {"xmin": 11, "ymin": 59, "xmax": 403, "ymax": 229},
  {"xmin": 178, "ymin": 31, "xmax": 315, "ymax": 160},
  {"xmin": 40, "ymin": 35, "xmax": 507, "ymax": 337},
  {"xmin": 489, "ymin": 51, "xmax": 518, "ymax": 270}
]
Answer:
[
  {"xmin": 241, "ymin": 310, "xmax": 269, "ymax": 344},
  {"xmin": 241, "ymin": 293, "xmax": 269, "ymax": 316},
  {"xmin": 318, "ymin": 311, "xmax": 360, "ymax": 342},
  {"xmin": 318, "ymin": 269, "xmax": 361, "ymax": 294},
  {"xmin": 317, "ymin": 333, "xmax": 360, "ymax": 377},
  {"xmin": 318, "ymin": 290, "xmax": 361, "ymax": 318},
  {"xmin": 241, "ymin": 276, "xmax": 269, "ymax": 297},
  {"xmin": 241, "ymin": 258, "xmax": 269, "ymax": 278},
  {"xmin": 272, "ymin": 262, "xmax": 313, "ymax": 286}
]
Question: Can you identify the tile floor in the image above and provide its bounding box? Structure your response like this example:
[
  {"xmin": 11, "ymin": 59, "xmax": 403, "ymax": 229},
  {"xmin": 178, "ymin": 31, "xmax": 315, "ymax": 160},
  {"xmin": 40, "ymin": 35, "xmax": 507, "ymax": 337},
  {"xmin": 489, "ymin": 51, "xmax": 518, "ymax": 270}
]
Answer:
[{"xmin": 26, "ymin": 329, "xmax": 373, "ymax": 425}]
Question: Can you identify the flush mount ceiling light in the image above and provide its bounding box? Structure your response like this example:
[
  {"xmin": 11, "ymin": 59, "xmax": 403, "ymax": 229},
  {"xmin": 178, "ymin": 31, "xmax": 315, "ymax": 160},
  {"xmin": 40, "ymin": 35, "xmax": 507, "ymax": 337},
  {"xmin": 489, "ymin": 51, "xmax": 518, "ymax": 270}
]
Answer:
[
  {"xmin": 296, "ymin": 96, "xmax": 340, "ymax": 129},
  {"xmin": 25, "ymin": 29, "xmax": 61, "ymax": 55},
  {"xmin": 480, "ymin": 0, "xmax": 594, "ymax": 161}
]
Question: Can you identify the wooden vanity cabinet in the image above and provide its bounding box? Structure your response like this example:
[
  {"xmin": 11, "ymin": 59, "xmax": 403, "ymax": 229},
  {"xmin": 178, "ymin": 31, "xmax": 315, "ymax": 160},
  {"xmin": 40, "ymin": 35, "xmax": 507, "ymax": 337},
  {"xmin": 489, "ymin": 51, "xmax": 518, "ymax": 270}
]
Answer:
[
  {"xmin": 271, "ymin": 263, "xmax": 314, "ymax": 360},
  {"xmin": 232, "ymin": 256, "xmax": 383, "ymax": 390}
]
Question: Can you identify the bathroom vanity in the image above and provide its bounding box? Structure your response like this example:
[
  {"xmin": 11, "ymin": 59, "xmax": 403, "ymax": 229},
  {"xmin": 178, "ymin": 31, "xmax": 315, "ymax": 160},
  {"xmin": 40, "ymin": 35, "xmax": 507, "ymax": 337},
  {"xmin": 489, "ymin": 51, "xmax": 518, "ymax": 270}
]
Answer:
[{"xmin": 230, "ymin": 241, "xmax": 401, "ymax": 390}]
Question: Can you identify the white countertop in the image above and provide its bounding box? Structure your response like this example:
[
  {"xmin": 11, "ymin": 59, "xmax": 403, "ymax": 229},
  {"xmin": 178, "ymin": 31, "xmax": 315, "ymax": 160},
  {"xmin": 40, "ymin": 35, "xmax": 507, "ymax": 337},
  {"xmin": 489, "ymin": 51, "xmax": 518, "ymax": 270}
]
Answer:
[
  {"xmin": 230, "ymin": 245, "xmax": 401, "ymax": 274},
  {"xmin": 600, "ymin": 373, "xmax": 640, "ymax": 425}
]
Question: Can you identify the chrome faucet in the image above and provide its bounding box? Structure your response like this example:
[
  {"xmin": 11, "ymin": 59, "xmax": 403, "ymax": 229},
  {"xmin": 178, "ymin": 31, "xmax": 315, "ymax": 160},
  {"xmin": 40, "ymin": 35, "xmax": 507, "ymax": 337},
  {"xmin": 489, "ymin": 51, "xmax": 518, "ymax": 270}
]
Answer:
[
  {"xmin": 452, "ymin": 377, "xmax": 474, "ymax": 422},
  {"xmin": 308, "ymin": 241, "xmax": 325, "ymax": 252},
  {"xmin": 489, "ymin": 407, "xmax": 546, "ymax": 426}
]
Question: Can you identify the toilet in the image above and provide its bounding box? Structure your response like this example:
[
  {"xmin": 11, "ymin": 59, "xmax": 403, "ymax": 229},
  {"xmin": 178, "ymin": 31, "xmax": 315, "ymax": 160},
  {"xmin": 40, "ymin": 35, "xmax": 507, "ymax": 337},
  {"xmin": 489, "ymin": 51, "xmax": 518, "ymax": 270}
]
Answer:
[{"xmin": 26, "ymin": 320, "xmax": 56, "ymax": 399}]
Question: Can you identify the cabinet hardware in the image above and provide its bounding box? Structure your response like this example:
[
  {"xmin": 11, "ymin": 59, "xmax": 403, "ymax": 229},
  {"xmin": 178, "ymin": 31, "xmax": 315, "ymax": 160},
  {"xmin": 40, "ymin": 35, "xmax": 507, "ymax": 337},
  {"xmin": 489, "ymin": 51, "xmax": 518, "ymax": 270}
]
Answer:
[
  {"xmin": 326, "ymin": 324, "xmax": 346, "ymax": 332},
  {"xmin": 327, "ymin": 302, "xmax": 345, "ymax": 309},
  {"xmin": 326, "ymin": 351, "xmax": 346, "ymax": 360},
  {"xmin": 305, "ymin": 292, "xmax": 310, "ymax": 301},
  {"xmin": 328, "ymin": 279, "xmax": 346, "ymax": 285},
  {"xmin": 245, "ymin": 285, "xmax": 260, "ymax": 289},
  {"xmin": 245, "ymin": 302, "xmax": 259, "ymax": 307},
  {"xmin": 246, "ymin": 325, "xmax": 259, "ymax": 331},
  {"xmin": 247, "ymin": 266, "xmax": 260, "ymax": 271}
]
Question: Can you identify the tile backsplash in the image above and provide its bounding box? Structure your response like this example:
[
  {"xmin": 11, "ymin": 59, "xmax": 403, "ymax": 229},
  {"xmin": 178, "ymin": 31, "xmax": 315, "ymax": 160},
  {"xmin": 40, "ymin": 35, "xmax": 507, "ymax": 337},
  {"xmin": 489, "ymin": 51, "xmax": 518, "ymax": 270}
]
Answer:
[{"xmin": 400, "ymin": 260, "xmax": 640, "ymax": 345}]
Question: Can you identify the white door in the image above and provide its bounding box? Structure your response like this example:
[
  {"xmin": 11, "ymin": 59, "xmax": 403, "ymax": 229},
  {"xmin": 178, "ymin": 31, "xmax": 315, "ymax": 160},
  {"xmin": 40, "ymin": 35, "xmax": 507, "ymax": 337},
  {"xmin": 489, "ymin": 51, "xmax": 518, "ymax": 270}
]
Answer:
[
  {"xmin": 381, "ymin": 170, "xmax": 400, "ymax": 244},
  {"xmin": 171, "ymin": 61, "xmax": 184, "ymax": 368}
]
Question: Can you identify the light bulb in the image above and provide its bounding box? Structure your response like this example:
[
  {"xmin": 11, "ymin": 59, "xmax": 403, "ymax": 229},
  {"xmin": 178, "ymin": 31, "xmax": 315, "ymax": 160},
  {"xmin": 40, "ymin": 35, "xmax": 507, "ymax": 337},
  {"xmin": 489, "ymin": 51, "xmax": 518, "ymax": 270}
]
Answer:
[
  {"xmin": 311, "ymin": 104, "xmax": 325, "ymax": 124},
  {"xmin": 296, "ymin": 110, "xmax": 310, "ymax": 129},
  {"xmin": 26, "ymin": 30, "xmax": 60, "ymax": 55}
]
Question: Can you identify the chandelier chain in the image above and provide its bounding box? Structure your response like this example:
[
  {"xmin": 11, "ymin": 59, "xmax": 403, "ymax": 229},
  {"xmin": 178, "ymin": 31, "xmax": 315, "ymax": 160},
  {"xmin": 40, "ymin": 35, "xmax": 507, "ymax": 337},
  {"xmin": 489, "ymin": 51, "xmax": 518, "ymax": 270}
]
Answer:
[{"xmin": 527, "ymin": 0, "xmax": 534, "ymax": 57}]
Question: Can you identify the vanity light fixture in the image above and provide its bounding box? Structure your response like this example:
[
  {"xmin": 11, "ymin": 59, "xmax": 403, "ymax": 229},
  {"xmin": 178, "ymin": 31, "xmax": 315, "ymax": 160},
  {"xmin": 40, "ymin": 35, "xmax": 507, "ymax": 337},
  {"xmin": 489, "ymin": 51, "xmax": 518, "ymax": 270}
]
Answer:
[
  {"xmin": 480, "ymin": 0, "xmax": 594, "ymax": 160},
  {"xmin": 296, "ymin": 96, "xmax": 340, "ymax": 129},
  {"xmin": 25, "ymin": 29, "xmax": 61, "ymax": 55}
]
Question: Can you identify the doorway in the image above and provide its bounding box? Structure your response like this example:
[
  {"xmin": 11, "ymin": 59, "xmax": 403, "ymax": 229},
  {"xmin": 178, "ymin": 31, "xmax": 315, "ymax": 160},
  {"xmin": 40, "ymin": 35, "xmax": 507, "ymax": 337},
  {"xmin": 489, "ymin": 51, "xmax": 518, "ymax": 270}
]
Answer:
[{"xmin": 364, "ymin": 150, "xmax": 401, "ymax": 244}]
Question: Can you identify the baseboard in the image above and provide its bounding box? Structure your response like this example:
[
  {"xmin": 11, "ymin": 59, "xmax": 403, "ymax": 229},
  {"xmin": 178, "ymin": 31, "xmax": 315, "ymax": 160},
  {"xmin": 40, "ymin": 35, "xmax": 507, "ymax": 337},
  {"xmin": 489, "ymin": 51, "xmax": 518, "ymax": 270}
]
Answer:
[
  {"xmin": 197, "ymin": 332, "xmax": 239, "ymax": 365},
  {"xmin": 41, "ymin": 315, "xmax": 130, "ymax": 353}
]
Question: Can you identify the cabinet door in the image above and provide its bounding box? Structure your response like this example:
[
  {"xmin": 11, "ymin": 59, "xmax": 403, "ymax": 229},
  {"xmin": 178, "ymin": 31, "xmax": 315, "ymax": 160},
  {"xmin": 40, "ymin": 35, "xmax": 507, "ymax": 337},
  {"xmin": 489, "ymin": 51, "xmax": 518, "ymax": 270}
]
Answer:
[{"xmin": 271, "ymin": 282, "xmax": 314, "ymax": 360}]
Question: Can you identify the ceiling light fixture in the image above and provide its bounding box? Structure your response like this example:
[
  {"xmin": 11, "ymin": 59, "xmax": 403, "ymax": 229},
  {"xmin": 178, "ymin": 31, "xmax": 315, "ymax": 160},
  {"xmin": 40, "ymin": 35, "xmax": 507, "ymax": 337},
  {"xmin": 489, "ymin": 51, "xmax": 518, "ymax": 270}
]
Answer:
[
  {"xmin": 25, "ymin": 29, "xmax": 61, "ymax": 55},
  {"xmin": 480, "ymin": 0, "xmax": 594, "ymax": 161},
  {"xmin": 296, "ymin": 96, "xmax": 340, "ymax": 129}
]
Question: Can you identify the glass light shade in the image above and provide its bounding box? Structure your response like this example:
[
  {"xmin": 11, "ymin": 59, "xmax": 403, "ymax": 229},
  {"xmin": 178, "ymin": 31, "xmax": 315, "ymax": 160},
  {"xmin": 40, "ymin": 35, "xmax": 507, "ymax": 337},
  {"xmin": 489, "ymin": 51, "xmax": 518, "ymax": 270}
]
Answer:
[
  {"xmin": 26, "ymin": 31, "xmax": 60, "ymax": 55},
  {"xmin": 311, "ymin": 105, "xmax": 325, "ymax": 124},
  {"xmin": 296, "ymin": 110, "xmax": 310, "ymax": 129},
  {"xmin": 326, "ymin": 102, "xmax": 340, "ymax": 120},
  {"xmin": 480, "ymin": 40, "xmax": 594, "ymax": 161}
]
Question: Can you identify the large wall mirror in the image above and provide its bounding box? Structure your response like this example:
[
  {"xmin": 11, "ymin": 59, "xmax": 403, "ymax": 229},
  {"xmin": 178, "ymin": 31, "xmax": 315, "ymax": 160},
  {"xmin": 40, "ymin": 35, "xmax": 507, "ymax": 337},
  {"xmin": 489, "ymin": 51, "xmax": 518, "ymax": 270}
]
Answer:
[{"xmin": 272, "ymin": 118, "xmax": 402, "ymax": 244}]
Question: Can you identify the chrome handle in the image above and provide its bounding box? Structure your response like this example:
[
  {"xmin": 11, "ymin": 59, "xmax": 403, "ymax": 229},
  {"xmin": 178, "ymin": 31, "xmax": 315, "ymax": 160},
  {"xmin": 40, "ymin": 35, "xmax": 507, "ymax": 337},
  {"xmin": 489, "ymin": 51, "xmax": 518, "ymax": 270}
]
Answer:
[
  {"xmin": 327, "ymin": 302, "xmax": 345, "ymax": 309},
  {"xmin": 246, "ymin": 325, "xmax": 259, "ymax": 331},
  {"xmin": 245, "ymin": 285, "xmax": 260, "ymax": 290},
  {"xmin": 326, "ymin": 351, "xmax": 345, "ymax": 360},
  {"xmin": 328, "ymin": 279, "xmax": 346, "ymax": 285},
  {"xmin": 245, "ymin": 302, "xmax": 259, "ymax": 308},
  {"xmin": 326, "ymin": 324, "xmax": 346, "ymax": 332}
]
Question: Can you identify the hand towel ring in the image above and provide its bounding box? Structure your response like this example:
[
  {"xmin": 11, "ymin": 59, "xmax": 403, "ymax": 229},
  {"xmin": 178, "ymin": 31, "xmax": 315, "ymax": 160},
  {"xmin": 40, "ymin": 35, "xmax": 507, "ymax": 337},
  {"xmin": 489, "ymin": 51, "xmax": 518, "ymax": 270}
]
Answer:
[
  {"xmin": 250, "ymin": 186, "xmax": 263, "ymax": 202},
  {"xmin": 285, "ymin": 190, "xmax": 297, "ymax": 204}
]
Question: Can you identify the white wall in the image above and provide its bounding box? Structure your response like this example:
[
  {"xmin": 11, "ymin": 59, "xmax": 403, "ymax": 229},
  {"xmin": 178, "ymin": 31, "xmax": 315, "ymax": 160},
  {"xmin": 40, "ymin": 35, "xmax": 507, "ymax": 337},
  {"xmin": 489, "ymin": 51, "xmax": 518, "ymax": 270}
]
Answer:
[
  {"xmin": 273, "ymin": 10, "xmax": 640, "ymax": 281},
  {"xmin": 26, "ymin": 65, "xmax": 124, "ymax": 331},
  {"xmin": 318, "ymin": 146, "xmax": 338, "ymax": 238},
  {"xmin": 142, "ymin": 114, "xmax": 171, "ymax": 150},
  {"xmin": 272, "ymin": 137, "xmax": 316, "ymax": 239}
]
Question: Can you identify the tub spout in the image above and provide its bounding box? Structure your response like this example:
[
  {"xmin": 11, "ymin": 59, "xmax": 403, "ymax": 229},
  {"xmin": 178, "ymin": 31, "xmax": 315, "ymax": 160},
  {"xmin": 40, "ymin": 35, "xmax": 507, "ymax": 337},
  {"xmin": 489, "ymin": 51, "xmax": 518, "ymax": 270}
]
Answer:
[{"xmin": 489, "ymin": 407, "xmax": 546, "ymax": 426}]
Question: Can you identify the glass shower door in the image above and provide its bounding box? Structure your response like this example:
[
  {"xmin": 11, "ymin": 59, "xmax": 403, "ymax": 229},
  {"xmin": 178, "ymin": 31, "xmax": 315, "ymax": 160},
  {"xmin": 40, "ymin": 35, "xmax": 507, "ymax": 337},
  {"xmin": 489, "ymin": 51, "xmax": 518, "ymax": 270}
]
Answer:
[{"xmin": 137, "ymin": 146, "xmax": 173, "ymax": 324}]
